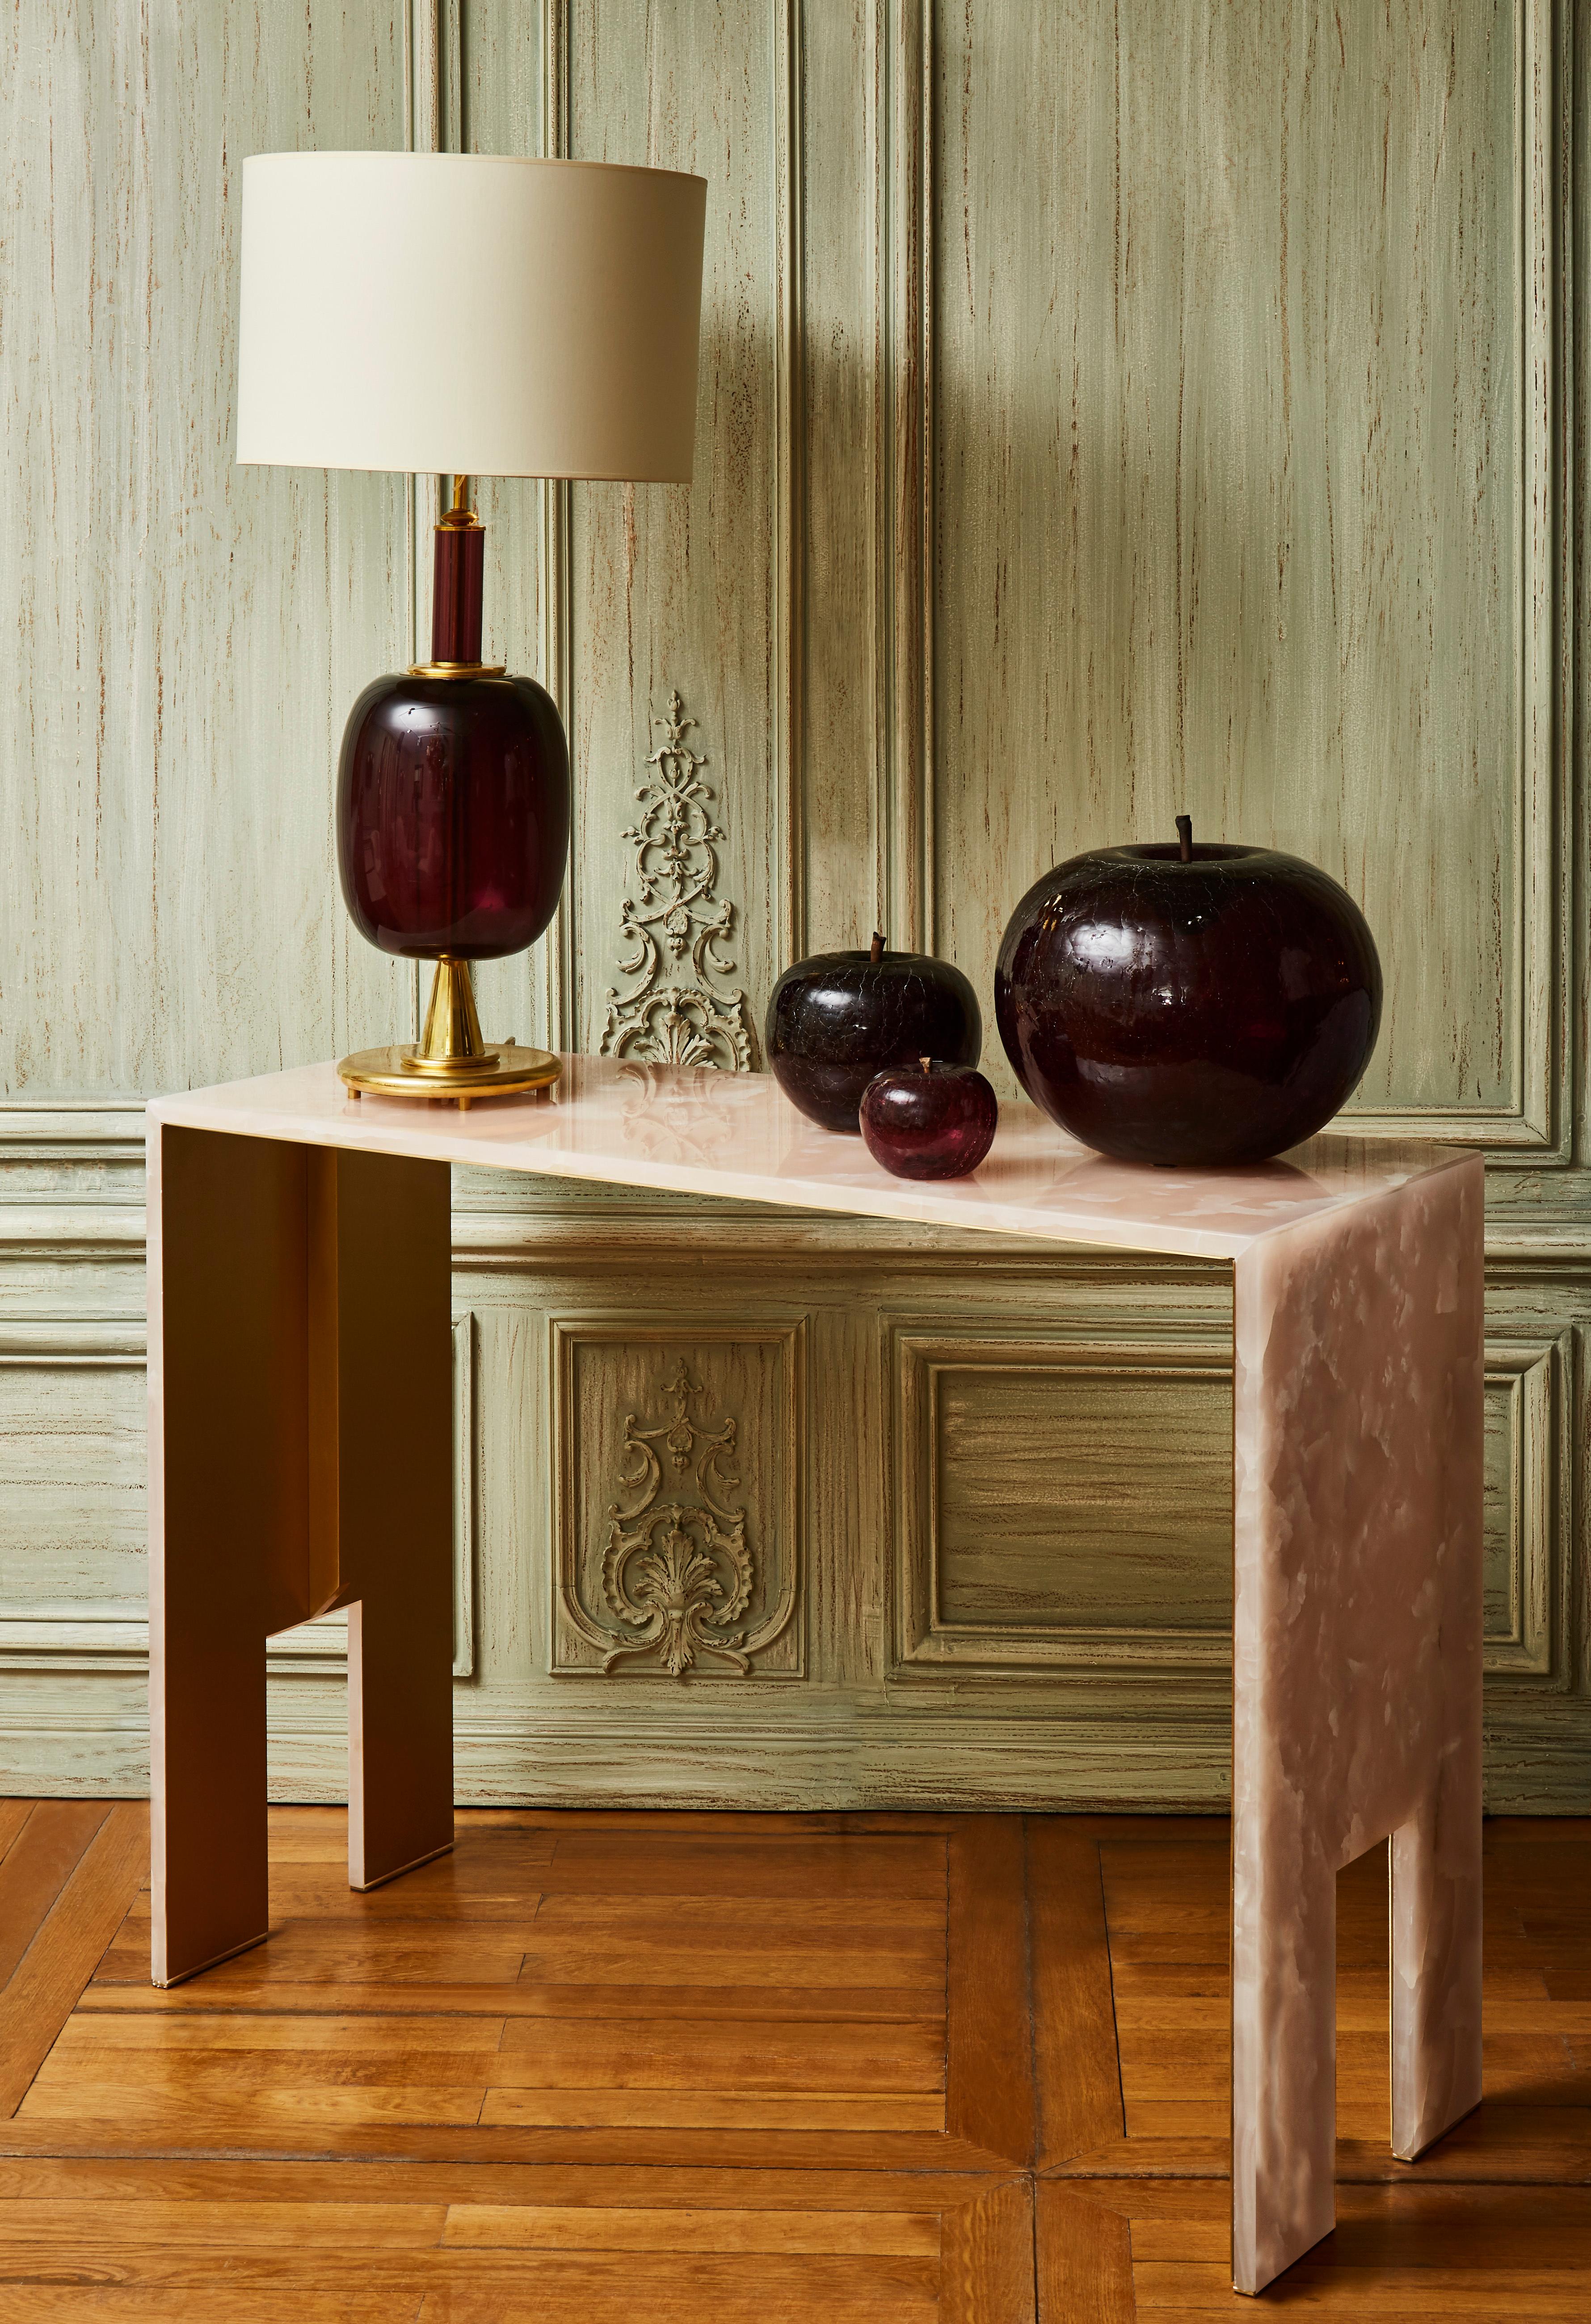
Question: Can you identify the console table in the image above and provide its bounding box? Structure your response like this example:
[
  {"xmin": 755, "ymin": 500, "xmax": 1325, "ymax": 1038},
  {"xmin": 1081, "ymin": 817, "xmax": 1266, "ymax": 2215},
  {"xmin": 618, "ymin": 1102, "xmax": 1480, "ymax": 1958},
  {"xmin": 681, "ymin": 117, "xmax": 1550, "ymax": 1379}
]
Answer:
[{"xmin": 145, "ymin": 1054, "xmax": 1483, "ymax": 2294}]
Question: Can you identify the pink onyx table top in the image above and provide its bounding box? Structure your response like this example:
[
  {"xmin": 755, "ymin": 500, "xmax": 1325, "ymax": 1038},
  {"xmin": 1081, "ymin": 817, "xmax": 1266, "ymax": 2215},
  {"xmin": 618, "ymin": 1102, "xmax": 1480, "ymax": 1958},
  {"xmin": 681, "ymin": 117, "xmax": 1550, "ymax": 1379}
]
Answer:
[{"xmin": 147, "ymin": 1054, "xmax": 1468, "ymax": 1264}]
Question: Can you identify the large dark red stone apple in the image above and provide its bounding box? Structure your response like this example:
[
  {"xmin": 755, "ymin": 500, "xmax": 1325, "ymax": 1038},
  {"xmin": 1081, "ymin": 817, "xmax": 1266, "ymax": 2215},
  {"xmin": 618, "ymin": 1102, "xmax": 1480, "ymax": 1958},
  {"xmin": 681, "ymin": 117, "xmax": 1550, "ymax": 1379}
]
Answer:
[
  {"xmin": 861, "ymin": 1058, "xmax": 998, "ymax": 1180},
  {"xmin": 767, "ymin": 934, "xmax": 981, "ymax": 1133},
  {"xmin": 994, "ymin": 817, "xmax": 1382, "ymax": 1168}
]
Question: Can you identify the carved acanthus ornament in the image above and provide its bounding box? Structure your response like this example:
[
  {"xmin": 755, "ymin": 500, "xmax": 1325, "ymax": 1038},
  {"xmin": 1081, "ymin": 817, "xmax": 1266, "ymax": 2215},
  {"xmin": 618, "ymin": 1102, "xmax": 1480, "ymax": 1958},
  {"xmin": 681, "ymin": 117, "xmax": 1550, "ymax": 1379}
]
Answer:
[
  {"xmin": 598, "ymin": 1360, "xmax": 758, "ymax": 1677},
  {"xmin": 600, "ymin": 690, "xmax": 757, "ymax": 1071}
]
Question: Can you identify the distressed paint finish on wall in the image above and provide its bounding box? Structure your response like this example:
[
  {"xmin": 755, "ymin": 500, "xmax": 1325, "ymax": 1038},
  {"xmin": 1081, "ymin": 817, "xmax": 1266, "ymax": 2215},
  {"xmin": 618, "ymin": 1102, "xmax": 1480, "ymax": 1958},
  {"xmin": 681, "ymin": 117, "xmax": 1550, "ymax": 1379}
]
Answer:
[
  {"xmin": 564, "ymin": 0, "xmax": 795, "ymax": 1053},
  {"xmin": 930, "ymin": 0, "xmax": 1537, "ymax": 1129},
  {"xmin": 0, "ymin": 0, "xmax": 416, "ymax": 1097},
  {"xmin": 0, "ymin": 0, "xmax": 1587, "ymax": 1810}
]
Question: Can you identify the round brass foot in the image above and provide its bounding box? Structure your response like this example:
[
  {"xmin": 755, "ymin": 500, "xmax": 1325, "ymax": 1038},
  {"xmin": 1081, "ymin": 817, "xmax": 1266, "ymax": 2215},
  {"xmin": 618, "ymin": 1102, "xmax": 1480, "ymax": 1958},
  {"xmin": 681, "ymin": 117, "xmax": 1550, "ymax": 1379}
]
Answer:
[{"xmin": 337, "ymin": 1043, "xmax": 561, "ymax": 1105}]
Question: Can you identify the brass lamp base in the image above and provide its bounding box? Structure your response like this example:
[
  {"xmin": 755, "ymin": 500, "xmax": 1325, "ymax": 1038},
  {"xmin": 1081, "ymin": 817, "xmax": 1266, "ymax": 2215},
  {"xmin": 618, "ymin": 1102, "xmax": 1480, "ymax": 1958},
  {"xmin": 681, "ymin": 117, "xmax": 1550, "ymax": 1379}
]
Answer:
[{"xmin": 337, "ymin": 955, "xmax": 561, "ymax": 1110}]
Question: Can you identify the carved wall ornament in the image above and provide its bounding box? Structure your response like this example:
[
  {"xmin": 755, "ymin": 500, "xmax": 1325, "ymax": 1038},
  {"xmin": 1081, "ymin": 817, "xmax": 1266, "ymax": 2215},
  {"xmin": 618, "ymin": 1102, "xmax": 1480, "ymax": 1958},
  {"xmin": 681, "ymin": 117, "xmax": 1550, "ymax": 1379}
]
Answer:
[
  {"xmin": 598, "ymin": 1359, "xmax": 757, "ymax": 1676},
  {"xmin": 553, "ymin": 1324, "xmax": 805, "ymax": 1685},
  {"xmin": 600, "ymin": 689, "xmax": 758, "ymax": 1072}
]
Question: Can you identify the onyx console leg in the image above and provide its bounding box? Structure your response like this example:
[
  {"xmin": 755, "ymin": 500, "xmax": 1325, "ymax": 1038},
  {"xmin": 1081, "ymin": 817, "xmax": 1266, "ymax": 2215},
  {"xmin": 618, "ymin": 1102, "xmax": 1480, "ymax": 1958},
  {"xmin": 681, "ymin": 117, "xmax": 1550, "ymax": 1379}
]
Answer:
[
  {"xmin": 149, "ymin": 1127, "xmax": 455, "ymax": 1986},
  {"xmin": 1228, "ymin": 1156, "xmax": 1484, "ymax": 2295},
  {"xmin": 148, "ymin": 1125, "xmax": 315, "ymax": 1987},
  {"xmin": 307, "ymin": 1146, "xmax": 454, "ymax": 1891},
  {"xmin": 1390, "ymin": 1773, "xmax": 1484, "ymax": 2162}
]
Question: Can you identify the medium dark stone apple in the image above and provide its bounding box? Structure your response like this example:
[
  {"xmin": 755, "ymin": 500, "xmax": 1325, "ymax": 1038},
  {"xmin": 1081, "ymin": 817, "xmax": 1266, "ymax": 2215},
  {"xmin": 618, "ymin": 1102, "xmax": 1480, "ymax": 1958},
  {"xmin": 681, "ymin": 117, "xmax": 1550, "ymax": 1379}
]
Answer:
[
  {"xmin": 994, "ymin": 817, "xmax": 1382, "ymax": 1168},
  {"xmin": 860, "ymin": 1057, "xmax": 999, "ymax": 1180},
  {"xmin": 766, "ymin": 934, "xmax": 981, "ymax": 1133}
]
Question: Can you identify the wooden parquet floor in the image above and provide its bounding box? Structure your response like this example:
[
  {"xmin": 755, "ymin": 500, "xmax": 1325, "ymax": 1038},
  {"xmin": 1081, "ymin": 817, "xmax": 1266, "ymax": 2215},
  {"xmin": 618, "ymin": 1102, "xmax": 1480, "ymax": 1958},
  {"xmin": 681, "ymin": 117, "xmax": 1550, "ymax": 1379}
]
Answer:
[{"xmin": 0, "ymin": 1802, "xmax": 1586, "ymax": 2316}]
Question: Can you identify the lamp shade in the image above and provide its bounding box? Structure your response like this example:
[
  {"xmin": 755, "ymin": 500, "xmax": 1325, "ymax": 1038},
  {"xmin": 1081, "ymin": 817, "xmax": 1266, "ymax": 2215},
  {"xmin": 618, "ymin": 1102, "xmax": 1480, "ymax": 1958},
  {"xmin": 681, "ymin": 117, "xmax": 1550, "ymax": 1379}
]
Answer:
[{"xmin": 236, "ymin": 152, "xmax": 706, "ymax": 481}]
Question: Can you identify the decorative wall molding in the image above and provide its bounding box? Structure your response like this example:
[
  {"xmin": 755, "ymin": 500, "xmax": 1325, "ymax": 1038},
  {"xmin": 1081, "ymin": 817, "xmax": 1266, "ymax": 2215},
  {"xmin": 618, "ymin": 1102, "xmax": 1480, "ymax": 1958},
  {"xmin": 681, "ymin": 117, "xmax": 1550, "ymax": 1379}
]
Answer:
[
  {"xmin": 889, "ymin": 1322, "xmax": 1573, "ymax": 1690},
  {"xmin": 886, "ymin": 0, "xmax": 1570, "ymax": 1156},
  {"xmin": 1321, "ymin": 0, "xmax": 1567, "ymax": 1157},
  {"xmin": 890, "ymin": 1330, "xmax": 1234, "ymax": 1676},
  {"xmin": 598, "ymin": 1358, "xmax": 757, "ymax": 1675},
  {"xmin": 773, "ymin": 0, "xmax": 806, "ymax": 970},
  {"xmin": 1482, "ymin": 1333, "xmax": 1571, "ymax": 1685},
  {"xmin": 600, "ymin": 690, "xmax": 758, "ymax": 1072},
  {"xmin": 881, "ymin": 0, "xmax": 934, "ymax": 953},
  {"xmin": 537, "ymin": 0, "xmax": 576, "ymax": 1055},
  {"xmin": 3, "ymin": 0, "xmax": 1588, "ymax": 1811},
  {"xmin": 551, "ymin": 1318, "xmax": 804, "ymax": 1679}
]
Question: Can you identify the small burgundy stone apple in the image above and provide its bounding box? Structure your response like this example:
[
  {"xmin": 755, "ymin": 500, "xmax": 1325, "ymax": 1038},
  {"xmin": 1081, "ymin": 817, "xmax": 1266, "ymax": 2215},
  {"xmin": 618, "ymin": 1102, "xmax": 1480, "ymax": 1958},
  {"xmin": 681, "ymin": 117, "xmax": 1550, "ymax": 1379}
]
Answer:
[
  {"xmin": 860, "ymin": 1057, "xmax": 999, "ymax": 1181},
  {"xmin": 766, "ymin": 933, "xmax": 981, "ymax": 1133},
  {"xmin": 994, "ymin": 816, "xmax": 1382, "ymax": 1168}
]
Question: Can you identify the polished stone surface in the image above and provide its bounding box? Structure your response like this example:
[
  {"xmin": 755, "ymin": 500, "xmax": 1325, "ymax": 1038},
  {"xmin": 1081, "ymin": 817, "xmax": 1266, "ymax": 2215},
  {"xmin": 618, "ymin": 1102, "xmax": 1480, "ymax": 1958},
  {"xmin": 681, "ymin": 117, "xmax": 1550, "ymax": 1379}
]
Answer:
[
  {"xmin": 1229, "ymin": 1155, "xmax": 1485, "ymax": 2289},
  {"xmin": 148, "ymin": 1053, "xmax": 1468, "ymax": 1261}
]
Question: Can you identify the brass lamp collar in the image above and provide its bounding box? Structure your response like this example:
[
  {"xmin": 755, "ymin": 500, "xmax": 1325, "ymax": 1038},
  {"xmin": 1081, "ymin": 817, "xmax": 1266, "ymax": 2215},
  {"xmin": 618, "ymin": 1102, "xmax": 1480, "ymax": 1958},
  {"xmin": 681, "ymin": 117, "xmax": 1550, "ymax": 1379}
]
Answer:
[{"xmin": 408, "ymin": 659, "xmax": 507, "ymax": 679}]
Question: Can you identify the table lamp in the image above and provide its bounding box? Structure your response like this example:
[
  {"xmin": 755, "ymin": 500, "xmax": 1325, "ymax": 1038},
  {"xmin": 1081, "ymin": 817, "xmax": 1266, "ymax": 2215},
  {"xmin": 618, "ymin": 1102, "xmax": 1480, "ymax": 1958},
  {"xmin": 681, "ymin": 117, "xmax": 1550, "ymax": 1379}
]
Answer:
[{"xmin": 236, "ymin": 152, "xmax": 707, "ymax": 1103}]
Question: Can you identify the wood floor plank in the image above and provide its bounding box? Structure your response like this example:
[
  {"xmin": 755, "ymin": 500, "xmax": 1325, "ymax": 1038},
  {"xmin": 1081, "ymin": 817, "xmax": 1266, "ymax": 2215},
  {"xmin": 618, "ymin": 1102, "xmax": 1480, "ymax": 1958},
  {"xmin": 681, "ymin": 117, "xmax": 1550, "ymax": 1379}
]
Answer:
[
  {"xmin": 438, "ymin": 2201, "xmax": 940, "ymax": 2253},
  {"xmin": 261, "ymin": 1834, "xmax": 554, "ymax": 1879},
  {"xmin": 944, "ymin": 1818, "xmax": 1033, "ymax": 2170},
  {"xmin": 1030, "ymin": 1819, "xmax": 1125, "ymax": 2168},
  {"xmin": 515, "ymin": 1937, "xmax": 943, "ymax": 1988},
  {"xmin": 492, "ymin": 2010, "xmax": 943, "ymax": 2090},
  {"xmin": 0, "ymin": 2155, "xmax": 1023, "ymax": 2208},
  {"xmin": 104, "ymin": 1922, "xmax": 944, "ymax": 1991},
  {"xmin": 0, "ymin": 1801, "xmax": 38, "ymax": 1867},
  {"xmin": 476, "ymin": 2090, "xmax": 945, "ymax": 2130},
  {"xmin": 529, "ymin": 1890, "xmax": 945, "ymax": 1931},
  {"xmin": 538, "ymin": 1832, "xmax": 948, "ymax": 1899},
  {"xmin": 0, "ymin": 2112, "xmax": 1011, "ymax": 2171},
  {"xmin": 1035, "ymin": 2181, "xmax": 1135, "ymax": 2323},
  {"xmin": 0, "ymin": 2296, "xmax": 417, "ymax": 2322},
  {"xmin": 18, "ymin": 2084, "xmax": 493, "ymax": 2130},
  {"xmin": 94, "ymin": 1925, "xmax": 532, "ymax": 1986},
  {"xmin": 940, "ymin": 2177, "xmax": 1036, "ymax": 2324},
  {"xmin": 73, "ymin": 1978, "xmax": 930, "ymax": 2022},
  {"xmin": 259, "ymin": 1878, "xmax": 550, "ymax": 1919},
  {"xmin": 46, "ymin": 2013, "xmax": 511, "ymax": 2051},
  {"xmin": 25, "ymin": 2044, "xmax": 503, "ymax": 2096},
  {"xmin": 0, "ymin": 1803, "xmax": 110, "ymax": 1992},
  {"xmin": 430, "ymin": 1808, "xmax": 961, "ymax": 1835},
  {"xmin": 0, "ymin": 1804, "xmax": 147, "ymax": 2118},
  {"xmin": 0, "ymin": 2248, "xmax": 942, "ymax": 2314},
  {"xmin": 0, "ymin": 2195, "xmax": 449, "ymax": 2247}
]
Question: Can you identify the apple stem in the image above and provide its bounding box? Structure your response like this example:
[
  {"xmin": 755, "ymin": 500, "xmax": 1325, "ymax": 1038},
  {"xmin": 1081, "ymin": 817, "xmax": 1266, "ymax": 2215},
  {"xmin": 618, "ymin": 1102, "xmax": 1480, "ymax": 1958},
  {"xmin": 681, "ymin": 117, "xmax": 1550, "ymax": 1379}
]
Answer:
[
  {"xmin": 919, "ymin": 1055, "xmax": 931, "ymax": 1074},
  {"xmin": 1176, "ymin": 813, "xmax": 1193, "ymax": 863},
  {"xmin": 871, "ymin": 931, "xmax": 885, "ymax": 963}
]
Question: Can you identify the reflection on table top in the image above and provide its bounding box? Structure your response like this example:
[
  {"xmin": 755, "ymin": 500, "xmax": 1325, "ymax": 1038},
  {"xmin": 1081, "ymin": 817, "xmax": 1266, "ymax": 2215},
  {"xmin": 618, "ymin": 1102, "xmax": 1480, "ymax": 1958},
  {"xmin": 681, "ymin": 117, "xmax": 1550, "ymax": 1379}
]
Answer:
[{"xmin": 147, "ymin": 1054, "xmax": 1469, "ymax": 1262}]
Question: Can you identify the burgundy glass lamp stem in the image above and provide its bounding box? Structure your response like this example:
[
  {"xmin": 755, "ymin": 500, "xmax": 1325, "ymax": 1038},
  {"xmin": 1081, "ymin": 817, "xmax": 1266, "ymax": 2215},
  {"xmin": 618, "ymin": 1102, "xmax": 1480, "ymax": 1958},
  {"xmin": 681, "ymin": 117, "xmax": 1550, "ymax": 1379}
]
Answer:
[
  {"xmin": 416, "ymin": 477, "xmax": 489, "ymax": 1072},
  {"xmin": 432, "ymin": 476, "xmax": 485, "ymax": 665}
]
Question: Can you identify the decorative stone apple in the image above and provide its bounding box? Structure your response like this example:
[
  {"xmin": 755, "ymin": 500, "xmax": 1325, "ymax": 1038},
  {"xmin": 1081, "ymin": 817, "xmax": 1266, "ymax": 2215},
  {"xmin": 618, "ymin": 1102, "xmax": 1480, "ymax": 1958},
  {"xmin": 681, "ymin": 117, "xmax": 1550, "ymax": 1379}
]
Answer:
[
  {"xmin": 860, "ymin": 1057, "xmax": 999, "ymax": 1180},
  {"xmin": 766, "ymin": 933, "xmax": 981, "ymax": 1133},
  {"xmin": 994, "ymin": 816, "xmax": 1382, "ymax": 1168}
]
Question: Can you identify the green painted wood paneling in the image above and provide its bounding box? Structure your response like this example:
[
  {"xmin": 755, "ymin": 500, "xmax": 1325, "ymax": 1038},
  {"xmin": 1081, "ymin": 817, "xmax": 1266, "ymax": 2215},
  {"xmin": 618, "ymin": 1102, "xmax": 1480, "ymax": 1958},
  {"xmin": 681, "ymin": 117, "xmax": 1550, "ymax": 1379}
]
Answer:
[{"xmin": 0, "ymin": 0, "xmax": 1585, "ymax": 1809}]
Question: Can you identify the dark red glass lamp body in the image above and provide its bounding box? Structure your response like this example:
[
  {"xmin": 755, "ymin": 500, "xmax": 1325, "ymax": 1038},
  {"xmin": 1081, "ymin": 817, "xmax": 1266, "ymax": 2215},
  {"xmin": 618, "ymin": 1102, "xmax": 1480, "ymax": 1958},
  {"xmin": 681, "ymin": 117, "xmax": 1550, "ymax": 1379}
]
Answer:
[{"xmin": 336, "ymin": 518, "xmax": 570, "ymax": 966}]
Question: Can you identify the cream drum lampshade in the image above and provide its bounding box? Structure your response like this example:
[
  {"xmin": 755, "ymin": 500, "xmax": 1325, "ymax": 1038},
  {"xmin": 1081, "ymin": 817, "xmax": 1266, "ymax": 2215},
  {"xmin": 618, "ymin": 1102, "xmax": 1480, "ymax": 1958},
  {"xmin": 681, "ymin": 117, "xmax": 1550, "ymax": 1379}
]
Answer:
[{"xmin": 236, "ymin": 152, "xmax": 707, "ymax": 481}]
